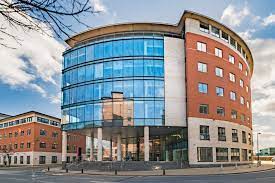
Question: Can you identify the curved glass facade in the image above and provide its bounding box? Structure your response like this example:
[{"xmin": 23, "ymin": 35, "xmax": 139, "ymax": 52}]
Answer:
[{"xmin": 62, "ymin": 33, "xmax": 165, "ymax": 130}]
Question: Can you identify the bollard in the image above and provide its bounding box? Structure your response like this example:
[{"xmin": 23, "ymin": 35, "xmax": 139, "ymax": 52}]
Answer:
[
  {"xmin": 48, "ymin": 167, "xmax": 50, "ymax": 171},
  {"xmin": 163, "ymin": 169, "xmax": 166, "ymax": 176},
  {"xmin": 81, "ymin": 169, "xmax": 84, "ymax": 174},
  {"xmin": 220, "ymin": 164, "xmax": 223, "ymax": 170},
  {"xmin": 66, "ymin": 168, "xmax": 68, "ymax": 173},
  {"xmin": 235, "ymin": 163, "xmax": 238, "ymax": 169},
  {"xmin": 115, "ymin": 170, "xmax": 118, "ymax": 175}
]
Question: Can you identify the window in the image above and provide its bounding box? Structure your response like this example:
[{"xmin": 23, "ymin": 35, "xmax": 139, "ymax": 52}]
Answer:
[
  {"xmin": 14, "ymin": 156, "xmax": 17, "ymax": 164},
  {"xmin": 20, "ymin": 143, "xmax": 24, "ymax": 149},
  {"xmin": 246, "ymin": 86, "xmax": 249, "ymax": 93},
  {"xmin": 247, "ymin": 101, "xmax": 250, "ymax": 109},
  {"xmin": 199, "ymin": 104, "xmax": 209, "ymax": 114},
  {"xmin": 215, "ymin": 67, "xmax": 223, "ymax": 77},
  {"xmin": 20, "ymin": 156, "xmax": 24, "ymax": 164},
  {"xmin": 232, "ymin": 129, "xmax": 238, "ymax": 142},
  {"xmin": 40, "ymin": 129, "xmax": 47, "ymax": 136},
  {"xmin": 231, "ymin": 110, "xmax": 237, "ymax": 119},
  {"xmin": 221, "ymin": 31, "xmax": 229, "ymax": 42},
  {"xmin": 216, "ymin": 87, "xmax": 224, "ymax": 96},
  {"xmin": 245, "ymin": 70, "xmax": 248, "ymax": 76},
  {"xmin": 198, "ymin": 83, "xmax": 208, "ymax": 94},
  {"xmin": 229, "ymin": 55, "xmax": 235, "ymax": 64},
  {"xmin": 27, "ymin": 156, "xmax": 30, "ymax": 164},
  {"xmin": 217, "ymin": 107, "xmax": 225, "ymax": 116},
  {"xmin": 40, "ymin": 142, "xmax": 46, "ymax": 148},
  {"xmin": 27, "ymin": 129, "xmax": 31, "ymax": 135},
  {"xmin": 242, "ymin": 131, "xmax": 247, "ymax": 144},
  {"xmin": 52, "ymin": 143, "xmax": 57, "ymax": 149},
  {"xmin": 9, "ymin": 132, "xmax": 12, "ymax": 138},
  {"xmin": 229, "ymin": 73, "xmax": 235, "ymax": 82},
  {"xmin": 27, "ymin": 142, "xmax": 31, "ymax": 148},
  {"xmin": 230, "ymin": 91, "xmax": 236, "ymax": 101},
  {"xmin": 218, "ymin": 127, "xmax": 226, "ymax": 141},
  {"xmin": 239, "ymin": 62, "xmax": 243, "ymax": 70},
  {"xmin": 52, "ymin": 156, "xmax": 57, "ymax": 164},
  {"xmin": 200, "ymin": 125, "xmax": 210, "ymax": 140},
  {"xmin": 20, "ymin": 130, "xmax": 24, "ymax": 136},
  {"xmin": 216, "ymin": 148, "xmax": 228, "ymax": 162},
  {"xmin": 52, "ymin": 132, "xmax": 58, "ymax": 138},
  {"xmin": 200, "ymin": 22, "xmax": 209, "ymax": 33},
  {"xmin": 215, "ymin": 48, "xmax": 223, "ymax": 58},
  {"xmin": 14, "ymin": 143, "xmax": 18, "ymax": 149},
  {"xmin": 242, "ymin": 149, "xmax": 248, "ymax": 161},
  {"xmin": 197, "ymin": 42, "xmax": 206, "ymax": 52},
  {"xmin": 211, "ymin": 26, "xmax": 220, "ymax": 37},
  {"xmin": 198, "ymin": 62, "xmax": 207, "ymax": 73},
  {"xmin": 248, "ymin": 133, "xmax": 252, "ymax": 145},
  {"xmin": 14, "ymin": 131, "xmax": 18, "ymax": 137},
  {"xmin": 197, "ymin": 147, "xmax": 213, "ymax": 162},
  {"xmin": 237, "ymin": 43, "xmax": 242, "ymax": 53},
  {"xmin": 231, "ymin": 148, "xmax": 240, "ymax": 161},
  {"xmin": 240, "ymin": 96, "xmax": 244, "ymax": 105},
  {"xmin": 240, "ymin": 79, "xmax": 244, "ymax": 87},
  {"xmin": 39, "ymin": 156, "xmax": 46, "ymax": 164}
]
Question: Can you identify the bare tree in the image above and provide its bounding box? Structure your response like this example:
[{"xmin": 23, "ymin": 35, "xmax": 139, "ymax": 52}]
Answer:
[{"xmin": 0, "ymin": 0, "xmax": 96, "ymax": 47}]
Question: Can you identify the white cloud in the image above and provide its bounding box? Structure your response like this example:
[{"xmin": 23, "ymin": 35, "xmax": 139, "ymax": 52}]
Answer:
[
  {"xmin": 90, "ymin": 0, "xmax": 107, "ymax": 13},
  {"xmin": 0, "ymin": 12, "xmax": 65, "ymax": 104},
  {"xmin": 220, "ymin": 4, "xmax": 250, "ymax": 27},
  {"xmin": 262, "ymin": 14, "xmax": 275, "ymax": 26}
]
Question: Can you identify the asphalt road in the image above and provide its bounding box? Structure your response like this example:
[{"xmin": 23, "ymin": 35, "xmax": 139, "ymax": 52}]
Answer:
[{"xmin": 1, "ymin": 168, "xmax": 275, "ymax": 183}]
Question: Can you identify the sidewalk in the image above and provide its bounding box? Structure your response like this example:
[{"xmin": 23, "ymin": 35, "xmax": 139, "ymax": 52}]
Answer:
[{"xmin": 44, "ymin": 164, "xmax": 275, "ymax": 176}]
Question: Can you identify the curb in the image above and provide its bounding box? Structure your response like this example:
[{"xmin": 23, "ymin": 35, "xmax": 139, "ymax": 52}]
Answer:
[{"xmin": 44, "ymin": 167, "xmax": 275, "ymax": 177}]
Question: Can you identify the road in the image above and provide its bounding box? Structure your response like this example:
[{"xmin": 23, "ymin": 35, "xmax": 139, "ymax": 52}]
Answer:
[{"xmin": 1, "ymin": 167, "xmax": 275, "ymax": 183}]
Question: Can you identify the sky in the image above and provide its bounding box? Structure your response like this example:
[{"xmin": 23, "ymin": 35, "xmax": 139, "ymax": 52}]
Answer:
[{"xmin": 0, "ymin": 0, "xmax": 275, "ymax": 149}]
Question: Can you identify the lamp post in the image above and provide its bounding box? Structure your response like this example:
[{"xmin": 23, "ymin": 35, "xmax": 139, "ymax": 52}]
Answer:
[{"xmin": 257, "ymin": 132, "xmax": 261, "ymax": 166}]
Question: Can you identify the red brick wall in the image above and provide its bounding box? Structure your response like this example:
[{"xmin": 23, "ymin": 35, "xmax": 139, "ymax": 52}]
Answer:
[{"xmin": 185, "ymin": 32, "xmax": 252, "ymax": 128}]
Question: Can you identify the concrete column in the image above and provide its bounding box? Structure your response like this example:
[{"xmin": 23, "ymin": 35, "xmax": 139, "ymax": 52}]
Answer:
[
  {"xmin": 117, "ymin": 134, "xmax": 122, "ymax": 161},
  {"xmin": 62, "ymin": 131, "xmax": 67, "ymax": 165},
  {"xmin": 90, "ymin": 133, "xmax": 94, "ymax": 161},
  {"xmin": 97, "ymin": 128, "xmax": 103, "ymax": 161},
  {"xmin": 144, "ymin": 126, "xmax": 149, "ymax": 161}
]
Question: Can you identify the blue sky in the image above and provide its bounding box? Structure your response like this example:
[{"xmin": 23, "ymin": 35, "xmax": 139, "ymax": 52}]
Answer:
[{"xmin": 0, "ymin": 0, "xmax": 275, "ymax": 148}]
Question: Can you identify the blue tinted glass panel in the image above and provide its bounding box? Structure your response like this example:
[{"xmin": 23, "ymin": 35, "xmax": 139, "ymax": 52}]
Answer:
[
  {"xmin": 153, "ymin": 39, "xmax": 164, "ymax": 56},
  {"xmin": 134, "ymin": 60, "xmax": 143, "ymax": 76},
  {"xmin": 144, "ymin": 80, "xmax": 154, "ymax": 97},
  {"xmin": 78, "ymin": 66, "xmax": 86, "ymax": 83},
  {"xmin": 86, "ymin": 45, "xmax": 94, "ymax": 62},
  {"xmin": 154, "ymin": 60, "xmax": 164, "ymax": 77},
  {"xmin": 113, "ymin": 81, "xmax": 123, "ymax": 93},
  {"xmin": 104, "ymin": 41, "xmax": 113, "ymax": 58},
  {"xmin": 123, "ymin": 80, "xmax": 133, "ymax": 98},
  {"xmin": 94, "ymin": 43, "xmax": 103, "ymax": 60},
  {"xmin": 134, "ymin": 39, "xmax": 144, "ymax": 56},
  {"xmin": 123, "ymin": 60, "xmax": 133, "ymax": 77},
  {"xmin": 78, "ymin": 47, "xmax": 86, "ymax": 64},
  {"xmin": 71, "ymin": 69, "xmax": 78, "ymax": 84},
  {"xmin": 70, "ymin": 50, "xmax": 78, "ymax": 67},
  {"xmin": 77, "ymin": 105, "xmax": 85, "ymax": 122},
  {"xmin": 113, "ymin": 61, "xmax": 123, "ymax": 77},
  {"xmin": 145, "ymin": 101, "xmax": 154, "ymax": 118},
  {"xmin": 94, "ymin": 103, "xmax": 102, "ymax": 121},
  {"xmin": 77, "ymin": 85, "xmax": 85, "ymax": 102},
  {"xmin": 123, "ymin": 39, "xmax": 134, "ymax": 56},
  {"xmin": 94, "ymin": 83, "xmax": 103, "ymax": 100},
  {"xmin": 155, "ymin": 101, "xmax": 164, "ymax": 121},
  {"xmin": 134, "ymin": 80, "xmax": 144, "ymax": 97},
  {"xmin": 71, "ymin": 87, "xmax": 77, "ymax": 104},
  {"xmin": 113, "ymin": 40, "xmax": 123, "ymax": 57},
  {"xmin": 69, "ymin": 107, "xmax": 77, "ymax": 123},
  {"xmin": 155, "ymin": 80, "xmax": 164, "ymax": 97},
  {"xmin": 63, "ymin": 90, "xmax": 70, "ymax": 105},
  {"xmin": 64, "ymin": 53, "xmax": 71, "ymax": 69},
  {"xmin": 144, "ymin": 39, "xmax": 154, "ymax": 56},
  {"xmin": 103, "ymin": 82, "xmax": 112, "ymax": 97},
  {"xmin": 85, "ymin": 64, "xmax": 94, "ymax": 81},
  {"xmin": 134, "ymin": 101, "xmax": 144, "ymax": 119},
  {"xmin": 85, "ymin": 104, "xmax": 93, "ymax": 122},
  {"xmin": 104, "ymin": 62, "xmax": 112, "ymax": 79},
  {"xmin": 94, "ymin": 63, "xmax": 103, "ymax": 79},
  {"xmin": 144, "ymin": 60, "xmax": 154, "ymax": 76},
  {"xmin": 85, "ymin": 84, "xmax": 93, "ymax": 101}
]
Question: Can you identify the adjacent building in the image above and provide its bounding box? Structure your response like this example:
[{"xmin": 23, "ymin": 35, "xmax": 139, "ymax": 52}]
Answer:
[
  {"xmin": 259, "ymin": 148, "xmax": 275, "ymax": 156},
  {"xmin": 61, "ymin": 11, "xmax": 253, "ymax": 166},
  {"xmin": 0, "ymin": 111, "xmax": 86, "ymax": 166}
]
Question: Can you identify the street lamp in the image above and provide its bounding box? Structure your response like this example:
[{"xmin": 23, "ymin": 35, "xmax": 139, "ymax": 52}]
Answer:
[{"xmin": 257, "ymin": 132, "xmax": 261, "ymax": 166}]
